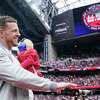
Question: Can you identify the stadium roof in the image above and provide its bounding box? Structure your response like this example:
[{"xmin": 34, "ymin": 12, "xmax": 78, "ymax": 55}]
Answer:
[{"xmin": 51, "ymin": 0, "xmax": 100, "ymax": 14}]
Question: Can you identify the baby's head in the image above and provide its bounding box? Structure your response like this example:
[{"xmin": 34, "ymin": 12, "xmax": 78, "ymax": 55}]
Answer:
[
  {"xmin": 23, "ymin": 38, "xmax": 34, "ymax": 49},
  {"xmin": 18, "ymin": 38, "xmax": 34, "ymax": 52}
]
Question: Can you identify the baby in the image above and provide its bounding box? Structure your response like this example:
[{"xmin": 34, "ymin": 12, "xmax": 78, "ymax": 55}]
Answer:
[{"xmin": 17, "ymin": 38, "xmax": 43, "ymax": 77}]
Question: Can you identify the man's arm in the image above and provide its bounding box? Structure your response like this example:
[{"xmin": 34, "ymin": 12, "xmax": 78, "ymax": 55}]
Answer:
[
  {"xmin": 0, "ymin": 52, "xmax": 57, "ymax": 91},
  {"xmin": 0, "ymin": 51, "xmax": 77, "ymax": 92}
]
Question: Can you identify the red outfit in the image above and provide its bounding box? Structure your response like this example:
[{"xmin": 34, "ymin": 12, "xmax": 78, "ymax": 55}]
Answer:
[{"xmin": 17, "ymin": 48, "xmax": 43, "ymax": 77}]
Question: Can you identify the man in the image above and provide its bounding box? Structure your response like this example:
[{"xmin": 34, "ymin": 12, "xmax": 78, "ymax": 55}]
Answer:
[{"xmin": 0, "ymin": 16, "xmax": 77, "ymax": 100}]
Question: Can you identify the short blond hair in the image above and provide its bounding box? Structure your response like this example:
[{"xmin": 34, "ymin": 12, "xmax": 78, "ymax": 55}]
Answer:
[{"xmin": 23, "ymin": 38, "xmax": 34, "ymax": 49}]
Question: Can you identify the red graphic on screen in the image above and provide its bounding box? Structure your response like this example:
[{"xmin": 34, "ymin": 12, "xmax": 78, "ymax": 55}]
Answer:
[{"xmin": 83, "ymin": 4, "xmax": 100, "ymax": 30}]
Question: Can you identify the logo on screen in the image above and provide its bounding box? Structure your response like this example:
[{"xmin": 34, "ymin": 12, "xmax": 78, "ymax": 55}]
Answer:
[{"xmin": 83, "ymin": 4, "xmax": 100, "ymax": 30}]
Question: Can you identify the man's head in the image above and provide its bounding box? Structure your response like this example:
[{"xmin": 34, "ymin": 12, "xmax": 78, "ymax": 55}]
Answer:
[{"xmin": 0, "ymin": 16, "xmax": 20, "ymax": 49}]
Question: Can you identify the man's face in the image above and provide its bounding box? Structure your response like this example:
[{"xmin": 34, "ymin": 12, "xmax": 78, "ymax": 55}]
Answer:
[{"xmin": 3, "ymin": 22, "xmax": 20, "ymax": 48}]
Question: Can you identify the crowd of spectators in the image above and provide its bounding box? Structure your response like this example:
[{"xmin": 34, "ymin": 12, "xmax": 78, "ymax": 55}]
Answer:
[
  {"xmin": 33, "ymin": 95, "xmax": 100, "ymax": 100},
  {"xmin": 43, "ymin": 57, "xmax": 100, "ymax": 70},
  {"xmin": 34, "ymin": 56, "xmax": 100, "ymax": 100},
  {"xmin": 45, "ymin": 75, "xmax": 100, "ymax": 86}
]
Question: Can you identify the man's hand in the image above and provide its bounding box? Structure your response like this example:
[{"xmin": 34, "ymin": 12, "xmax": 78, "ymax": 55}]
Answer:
[{"xmin": 56, "ymin": 82, "xmax": 77, "ymax": 94}]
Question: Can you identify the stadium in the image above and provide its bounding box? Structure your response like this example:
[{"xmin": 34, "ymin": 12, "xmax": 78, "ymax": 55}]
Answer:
[{"xmin": 0, "ymin": 0, "xmax": 100, "ymax": 100}]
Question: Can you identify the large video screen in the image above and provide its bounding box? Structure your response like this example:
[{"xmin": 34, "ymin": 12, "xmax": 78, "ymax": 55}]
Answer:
[
  {"xmin": 51, "ymin": 10, "xmax": 74, "ymax": 42},
  {"xmin": 73, "ymin": 3, "xmax": 100, "ymax": 36}
]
